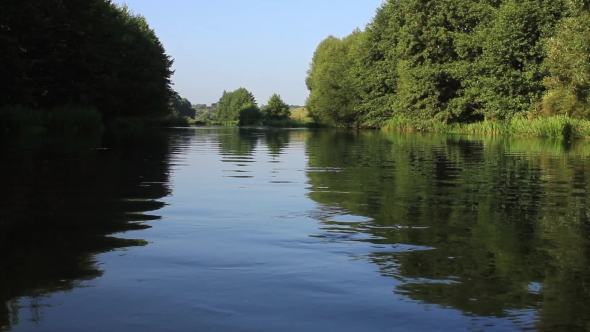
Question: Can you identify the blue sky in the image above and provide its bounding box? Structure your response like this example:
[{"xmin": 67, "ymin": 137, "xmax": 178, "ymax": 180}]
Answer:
[{"xmin": 113, "ymin": 0, "xmax": 382, "ymax": 106}]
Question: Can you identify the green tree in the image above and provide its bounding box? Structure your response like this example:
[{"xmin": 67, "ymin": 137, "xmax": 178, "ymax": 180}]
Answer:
[
  {"xmin": 349, "ymin": 3, "xmax": 398, "ymax": 126},
  {"xmin": 465, "ymin": 0, "xmax": 566, "ymax": 120},
  {"xmin": 306, "ymin": 30, "xmax": 363, "ymax": 127},
  {"xmin": 238, "ymin": 103, "xmax": 262, "ymax": 125},
  {"xmin": 542, "ymin": 5, "xmax": 590, "ymax": 117},
  {"xmin": 307, "ymin": 0, "xmax": 585, "ymax": 127},
  {"xmin": 263, "ymin": 94, "xmax": 290, "ymax": 120},
  {"xmin": 216, "ymin": 88, "xmax": 257, "ymax": 122},
  {"xmin": 0, "ymin": 0, "xmax": 174, "ymax": 120},
  {"xmin": 171, "ymin": 94, "xmax": 196, "ymax": 118},
  {"xmin": 216, "ymin": 91, "xmax": 231, "ymax": 121}
]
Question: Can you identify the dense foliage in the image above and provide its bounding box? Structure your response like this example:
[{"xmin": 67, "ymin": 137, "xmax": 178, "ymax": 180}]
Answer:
[
  {"xmin": 216, "ymin": 88, "xmax": 257, "ymax": 122},
  {"xmin": 262, "ymin": 94, "xmax": 291, "ymax": 121},
  {"xmin": 215, "ymin": 90, "xmax": 307, "ymax": 126},
  {"xmin": 171, "ymin": 94, "xmax": 195, "ymax": 118},
  {"xmin": 193, "ymin": 104, "xmax": 218, "ymax": 123},
  {"xmin": 306, "ymin": 0, "xmax": 590, "ymax": 127},
  {"xmin": 0, "ymin": 0, "xmax": 174, "ymax": 122},
  {"xmin": 543, "ymin": 4, "xmax": 590, "ymax": 118},
  {"xmin": 306, "ymin": 31, "xmax": 363, "ymax": 126},
  {"xmin": 238, "ymin": 103, "xmax": 262, "ymax": 125}
]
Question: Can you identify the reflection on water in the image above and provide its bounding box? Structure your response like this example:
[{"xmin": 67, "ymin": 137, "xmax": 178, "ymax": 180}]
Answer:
[
  {"xmin": 0, "ymin": 132, "xmax": 175, "ymax": 330},
  {"xmin": 2, "ymin": 127, "xmax": 590, "ymax": 331},
  {"xmin": 306, "ymin": 130, "xmax": 590, "ymax": 331}
]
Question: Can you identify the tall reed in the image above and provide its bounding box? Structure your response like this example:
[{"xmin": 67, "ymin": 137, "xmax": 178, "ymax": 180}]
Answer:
[{"xmin": 382, "ymin": 115, "xmax": 590, "ymax": 139}]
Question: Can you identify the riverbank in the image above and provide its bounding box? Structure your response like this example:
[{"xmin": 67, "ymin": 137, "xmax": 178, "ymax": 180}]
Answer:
[
  {"xmin": 382, "ymin": 116, "xmax": 590, "ymax": 139},
  {"xmin": 1, "ymin": 106, "xmax": 190, "ymax": 136},
  {"xmin": 109, "ymin": 116, "xmax": 189, "ymax": 131},
  {"xmin": 197, "ymin": 107, "xmax": 319, "ymax": 128},
  {"xmin": 197, "ymin": 119, "xmax": 320, "ymax": 128},
  {"xmin": 1, "ymin": 106, "xmax": 104, "ymax": 136}
]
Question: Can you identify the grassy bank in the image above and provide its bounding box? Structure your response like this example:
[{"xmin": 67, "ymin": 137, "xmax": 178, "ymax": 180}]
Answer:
[
  {"xmin": 382, "ymin": 116, "xmax": 590, "ymax": 139},
  {"xmin": 383, "ymin": 130, "xmax": 590, "ymax": 158},
  {"xmin": 262, "ymin": 119, "xmax": 319, "ymax": 128},
  {"xmin": 1, "ymin": 106, "xmax": 104, "ymax": 136}
]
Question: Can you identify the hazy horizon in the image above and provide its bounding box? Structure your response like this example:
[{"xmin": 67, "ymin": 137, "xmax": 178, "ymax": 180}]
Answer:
[{"xmin": 112, "ymin": 0, "xmax": 382, "ymax": 106}]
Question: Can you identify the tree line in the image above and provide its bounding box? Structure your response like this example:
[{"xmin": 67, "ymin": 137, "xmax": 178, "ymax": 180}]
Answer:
[
  {"xmin": 1, "ymin": 0, "xmax": 181, "ymax": 130},
  {"xmin": 215, "ymin": 88, "xmax": 292, "ymax": 125},
  {"xmin": 306, "ymin": 0, "xmax": 590, "ymax": 128}
]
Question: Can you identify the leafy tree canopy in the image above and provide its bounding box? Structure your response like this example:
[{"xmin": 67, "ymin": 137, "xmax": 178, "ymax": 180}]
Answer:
[
  {"xmin": 216, "ymin": 88, "xmax": 257, "ymax": 122},
  {"xmin": 263, "ymin": 94, "xmax": 290, "ymax": 120},
  {"xmin": 306, "ymin": 0, "xmax": 590, "ymax": 127},
  {"xmin": 0, "ymin": 0, "xmax": 174, "ymax": 120},
  {"xmin": 171, "ymin": 94, "xmax": 195, "ymax": 118},
  {"xmin": 238, "ymin": 103, "xmax": 262, "ymax": 126}
]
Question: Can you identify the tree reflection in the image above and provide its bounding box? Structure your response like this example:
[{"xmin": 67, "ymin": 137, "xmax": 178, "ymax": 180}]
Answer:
[
  {"xmin": 264, "ymin": 130, "xmax": 290, "ymax": 156},
  {"xmin": 305, "ymin": 130, "xmax": 590, "ymax": 331},
  {"xmin": 217, "ymin": 127, "xmax": 259, "ymax": 157},
  {"xmin": 0, "ymin": 130, "xmax": 178, "ymax": 330}
]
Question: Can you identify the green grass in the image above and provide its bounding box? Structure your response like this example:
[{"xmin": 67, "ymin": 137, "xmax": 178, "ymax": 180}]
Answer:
[
  {"xmin": 382, "ymin": 130, "xmax": 590, "ymax": 159},
  {"xmin": 262, "ymin": 118, "xmax": 318, "ymax": 128},
  {"xmin": 0, "ymin": 106, "xmax": 103, "ymax": 136},
  {"xmin": 220, "ymin": 120, "xmax": 239, "ymax": 127},
  {"xmin": 382, "ymin": 115, "xmax": 590, "ymax": 139}
]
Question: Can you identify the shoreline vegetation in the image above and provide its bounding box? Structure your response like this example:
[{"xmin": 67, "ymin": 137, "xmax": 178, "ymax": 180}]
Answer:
[
  {"xmin": 5, "ymin": 0, "xmax": 590, "ymax": 140},
  {"xmin": 202, "ymin": 88, "xmax": 320, "ymax": 129},
  {"xmin": 382, "ymin": 115, "xmax": 590, "ymax": 139},
  {"xmin": 301, "ymin": 0, "xmax": 590, "ymax": 139},
  {"xmin": 1, "ymin": 1, "xmax": 185, "ymax": 137},
  {"xmin": 200, "ymin": 0, "xmax": 590, "ymax": 139},
  {"xmin": 0, "ymin": 106, "xmax": 190, "ymax": 136}
]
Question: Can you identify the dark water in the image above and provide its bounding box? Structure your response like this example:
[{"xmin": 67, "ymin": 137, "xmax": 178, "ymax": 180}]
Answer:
[{"xmin": 1, "ymin": 128, "xmax": 590, "ymax": 332}]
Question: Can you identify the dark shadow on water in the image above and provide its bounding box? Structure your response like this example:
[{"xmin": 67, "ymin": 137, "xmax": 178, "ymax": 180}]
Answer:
[{"xmin": 0, "ymin": 130, "xmax": 180, "ymax": 330}]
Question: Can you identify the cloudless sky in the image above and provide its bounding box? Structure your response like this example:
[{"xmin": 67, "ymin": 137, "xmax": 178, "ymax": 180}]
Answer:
[{"xmin": 113, "ymin": 0, "xmax": 383, "ymax": 106}]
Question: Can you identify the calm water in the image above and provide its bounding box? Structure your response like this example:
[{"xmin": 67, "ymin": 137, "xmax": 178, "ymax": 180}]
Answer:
[{"xmin": 1, "ymin": 128, "xmax": 590, "ymax": 332}]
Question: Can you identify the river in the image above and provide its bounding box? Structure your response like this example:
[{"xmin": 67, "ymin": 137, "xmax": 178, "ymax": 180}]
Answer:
[{"xmin": 1, "ymin": 127, "xmax": 589, "ymax": 332}]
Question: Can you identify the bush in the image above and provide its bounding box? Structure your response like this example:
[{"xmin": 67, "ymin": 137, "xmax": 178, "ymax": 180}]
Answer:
[{"xmin": 238, "ymin": 103, "xmax": 262, "ymax": 126}]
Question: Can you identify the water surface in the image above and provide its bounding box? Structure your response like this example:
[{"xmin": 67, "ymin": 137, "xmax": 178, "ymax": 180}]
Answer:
[{"xmin": 1, "ymin": 128, "xmax": 589, "ymax": 332}]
